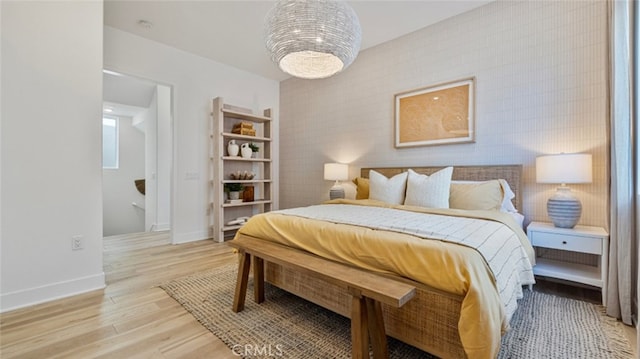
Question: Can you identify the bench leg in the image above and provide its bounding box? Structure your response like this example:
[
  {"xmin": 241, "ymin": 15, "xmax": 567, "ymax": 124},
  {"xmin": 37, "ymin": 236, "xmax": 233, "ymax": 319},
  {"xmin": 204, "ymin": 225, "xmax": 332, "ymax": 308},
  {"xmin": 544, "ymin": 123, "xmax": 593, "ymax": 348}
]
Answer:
[
  {"xmin": 253, "ymin": 256, "xmax": 265, "ymax": 303},
  {"xmin": 232, "ymin": 251, "xmax": 251, "ymax": 313},
  {"xmin": 366, "ymin": 298, "xmax": 389, "ymax": 359},
  {"xmin": 351, "ymin": 295, "xmax": 369, "ymax": 359}
]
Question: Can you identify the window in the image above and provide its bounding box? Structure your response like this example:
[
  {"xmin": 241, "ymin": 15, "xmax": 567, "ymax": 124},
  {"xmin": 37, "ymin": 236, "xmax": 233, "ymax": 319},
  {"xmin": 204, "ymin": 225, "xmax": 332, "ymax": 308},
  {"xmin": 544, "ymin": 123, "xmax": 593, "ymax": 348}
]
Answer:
[{"xmin": 102, "ymin": 116, "xmax": 119, "ymax": 169}]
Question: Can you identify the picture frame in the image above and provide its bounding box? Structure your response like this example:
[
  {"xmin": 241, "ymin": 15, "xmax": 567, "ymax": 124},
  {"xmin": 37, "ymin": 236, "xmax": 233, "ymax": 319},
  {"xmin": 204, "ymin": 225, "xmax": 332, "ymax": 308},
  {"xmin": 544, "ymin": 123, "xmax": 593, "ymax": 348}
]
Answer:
[{"xmin": 394, "ymin": 77, "xmax": 475, "ymax": 148}]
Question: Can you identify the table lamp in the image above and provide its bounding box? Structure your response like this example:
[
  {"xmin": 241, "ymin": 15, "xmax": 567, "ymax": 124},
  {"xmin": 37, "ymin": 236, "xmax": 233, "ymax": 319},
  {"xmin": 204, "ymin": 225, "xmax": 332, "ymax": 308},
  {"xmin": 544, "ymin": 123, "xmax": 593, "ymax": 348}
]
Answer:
[
  {"xmin": 324, "ymin": 163, "xmax": 349, "ymax": 199},
  {"xmin": 536, "ymin": 153, "xmax": 592, "ymax": 228}
]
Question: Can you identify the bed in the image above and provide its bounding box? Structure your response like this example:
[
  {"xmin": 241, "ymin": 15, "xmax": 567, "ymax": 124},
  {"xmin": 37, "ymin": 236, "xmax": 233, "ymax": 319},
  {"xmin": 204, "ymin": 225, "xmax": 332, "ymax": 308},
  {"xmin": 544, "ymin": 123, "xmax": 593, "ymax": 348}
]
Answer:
[{"xmin": 233, "ymin": 165, "xmax": 535, "ymax": 358}]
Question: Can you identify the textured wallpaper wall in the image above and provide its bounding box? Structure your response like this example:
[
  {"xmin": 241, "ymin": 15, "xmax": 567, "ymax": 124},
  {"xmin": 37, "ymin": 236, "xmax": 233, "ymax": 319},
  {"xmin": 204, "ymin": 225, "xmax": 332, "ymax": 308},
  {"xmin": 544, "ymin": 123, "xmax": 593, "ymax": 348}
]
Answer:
[{"xmin": 279, "ymin": 0, "xmax": 608, "ymax": 229}]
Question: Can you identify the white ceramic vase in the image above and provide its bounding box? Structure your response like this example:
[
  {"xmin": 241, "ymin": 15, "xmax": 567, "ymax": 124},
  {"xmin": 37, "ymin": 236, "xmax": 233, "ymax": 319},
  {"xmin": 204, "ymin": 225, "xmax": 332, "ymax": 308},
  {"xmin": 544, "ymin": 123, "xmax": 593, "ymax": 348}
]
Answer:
[
  {"xmin": 227, "ymin": 140, "xmax": 239, "ymax": 157},
  {"xmin": 240, "ymin": 143, "xmax": 252, "ymax": 159},
  {"xmin": 228, "ymin": 191, "xmax": 240, "ymax": 200}
]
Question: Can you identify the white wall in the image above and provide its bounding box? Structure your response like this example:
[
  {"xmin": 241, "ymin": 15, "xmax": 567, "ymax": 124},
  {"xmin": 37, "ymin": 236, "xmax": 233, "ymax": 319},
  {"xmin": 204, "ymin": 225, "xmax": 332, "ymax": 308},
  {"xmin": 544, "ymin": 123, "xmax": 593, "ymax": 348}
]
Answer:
[
  {"xmin": 279, "ymin": 1, "xmax": 608, "ymax": 229},
  {"xmin": 1, "ymin": 1, "xmax": 105, "ymax": 311},
  {"xmin": 102, "ymin": 116, "xmax": 145, "ymax": 236},
  {"xmin": 104, "ymin": 26, "xmax": 280, "ymax": 243}
]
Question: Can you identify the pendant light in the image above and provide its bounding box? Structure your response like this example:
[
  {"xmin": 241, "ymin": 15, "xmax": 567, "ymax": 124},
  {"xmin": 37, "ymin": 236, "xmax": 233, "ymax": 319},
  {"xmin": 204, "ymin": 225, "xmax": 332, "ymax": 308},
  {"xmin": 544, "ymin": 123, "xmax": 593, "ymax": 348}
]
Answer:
[{"xmin": 264, "ymin": 0, "xmax": 362, "ymax": 79}]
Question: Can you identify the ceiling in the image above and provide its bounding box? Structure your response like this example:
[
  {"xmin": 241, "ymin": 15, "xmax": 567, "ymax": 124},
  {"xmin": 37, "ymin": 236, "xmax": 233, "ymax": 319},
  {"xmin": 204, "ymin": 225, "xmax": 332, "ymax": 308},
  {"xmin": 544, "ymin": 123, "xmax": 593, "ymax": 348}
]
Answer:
[
  {"xmin": 103, "ymin": 71, "xmax": 157, "ymax": 108},
  {"xmin": 103, "ymin": 71, "xmax": 157, "ymax": 117},
  {"xmin": 104, "ymin": 0, "xmax": 493, "ymax": 82}
]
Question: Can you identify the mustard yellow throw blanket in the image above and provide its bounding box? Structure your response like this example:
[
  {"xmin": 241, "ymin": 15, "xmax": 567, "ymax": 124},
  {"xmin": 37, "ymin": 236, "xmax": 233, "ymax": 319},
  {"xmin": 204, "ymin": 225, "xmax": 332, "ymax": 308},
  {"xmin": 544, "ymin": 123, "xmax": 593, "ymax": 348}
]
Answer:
[{"xmin": 237, "ymin": 199, "xmax": 535, "ymax": 359}]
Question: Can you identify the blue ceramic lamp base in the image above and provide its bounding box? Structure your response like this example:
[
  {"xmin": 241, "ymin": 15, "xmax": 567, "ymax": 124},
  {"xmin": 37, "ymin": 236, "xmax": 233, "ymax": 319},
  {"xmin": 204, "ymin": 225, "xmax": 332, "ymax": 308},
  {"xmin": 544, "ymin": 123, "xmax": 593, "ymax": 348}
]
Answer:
[
  {"xmin": 547, "ymin": 186, "xmax": 582, "ymax": 228},
  {"xmin": 329, "ymin": 183, "xmax": 345, "ymax": 200}
]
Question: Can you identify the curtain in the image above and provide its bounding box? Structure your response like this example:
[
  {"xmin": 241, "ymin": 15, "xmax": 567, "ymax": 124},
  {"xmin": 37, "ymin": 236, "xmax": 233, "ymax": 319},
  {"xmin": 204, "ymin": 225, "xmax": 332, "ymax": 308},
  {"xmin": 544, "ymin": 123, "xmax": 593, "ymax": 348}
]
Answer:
[{"xmin": 607, "ymin": 0, "xmax": 636, "ymax": 326}]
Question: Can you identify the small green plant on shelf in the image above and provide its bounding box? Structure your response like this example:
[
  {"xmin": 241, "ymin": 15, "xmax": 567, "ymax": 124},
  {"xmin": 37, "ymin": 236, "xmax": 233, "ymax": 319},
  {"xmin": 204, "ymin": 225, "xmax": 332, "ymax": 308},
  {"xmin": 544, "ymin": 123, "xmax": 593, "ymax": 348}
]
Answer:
[
  {"xmin": 248, "ymin": 143, "xmax": 260, "ymax": 153},
  {"xmin": 224, "ymin": 183, "xmax": 244, "ymax": 192}
]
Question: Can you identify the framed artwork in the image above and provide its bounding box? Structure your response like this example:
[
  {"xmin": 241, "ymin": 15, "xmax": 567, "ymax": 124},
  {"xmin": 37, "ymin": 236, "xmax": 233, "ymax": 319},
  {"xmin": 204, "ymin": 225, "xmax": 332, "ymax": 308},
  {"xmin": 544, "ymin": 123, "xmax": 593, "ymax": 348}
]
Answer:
[{"xmin": 394, "ymin": 77, "xmax": 475, "ymax": 148}]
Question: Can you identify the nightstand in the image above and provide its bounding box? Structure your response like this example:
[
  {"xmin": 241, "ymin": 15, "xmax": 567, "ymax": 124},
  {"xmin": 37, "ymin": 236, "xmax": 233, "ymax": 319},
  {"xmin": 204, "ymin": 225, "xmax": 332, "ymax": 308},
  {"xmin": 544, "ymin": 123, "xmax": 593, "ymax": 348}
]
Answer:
[{"xmin": 527, "ymin": 221, "xmax": 609, "ymax": 305}]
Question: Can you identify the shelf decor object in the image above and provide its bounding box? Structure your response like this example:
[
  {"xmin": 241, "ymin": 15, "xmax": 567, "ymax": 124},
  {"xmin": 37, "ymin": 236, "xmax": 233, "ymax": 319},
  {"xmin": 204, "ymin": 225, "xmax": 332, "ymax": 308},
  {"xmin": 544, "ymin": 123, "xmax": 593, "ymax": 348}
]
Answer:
[
  {"xmin": 324, "ymin": 163, "xmax": 349, "ymax": 199},
  {"xmin": 240, "ymin": 143, "xmax": 253, "ymax": 159},
  {"xmin": 227, "ymin": 139, "xmax": 239, "ymax": 156},
  {"xmin": 264, "ymin": 0, "xmax": 362, "ymax": 79},
  {"xmin": 536, "ymin": 153, "xmax": 592, "ymax": 228}
]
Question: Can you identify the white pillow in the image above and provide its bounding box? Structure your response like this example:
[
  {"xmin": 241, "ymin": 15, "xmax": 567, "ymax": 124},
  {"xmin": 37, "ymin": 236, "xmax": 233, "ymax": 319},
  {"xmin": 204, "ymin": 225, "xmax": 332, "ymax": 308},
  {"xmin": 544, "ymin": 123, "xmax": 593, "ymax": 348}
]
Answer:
[
  {"xmin": 369, "ymin": 170, "xmax": 408, "ymax": 205},
  {"xmin": 510, "ymin": 211, "xmax": 525, "ymax": 228},
  {"xmin": 498, "ymin": 179, "xmax": 517, "ymax": 212},
  {"xmin": 404, "ymin": 167, "xmax": 453, "ymax": 208}
]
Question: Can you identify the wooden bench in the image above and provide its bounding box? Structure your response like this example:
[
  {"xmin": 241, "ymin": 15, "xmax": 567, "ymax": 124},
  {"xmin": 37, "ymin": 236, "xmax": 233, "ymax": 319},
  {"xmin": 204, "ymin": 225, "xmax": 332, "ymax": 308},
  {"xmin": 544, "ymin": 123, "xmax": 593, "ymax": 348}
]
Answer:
[{"xmin": 228, "ymin": 236, "xmax": 416, "ymax": 359}]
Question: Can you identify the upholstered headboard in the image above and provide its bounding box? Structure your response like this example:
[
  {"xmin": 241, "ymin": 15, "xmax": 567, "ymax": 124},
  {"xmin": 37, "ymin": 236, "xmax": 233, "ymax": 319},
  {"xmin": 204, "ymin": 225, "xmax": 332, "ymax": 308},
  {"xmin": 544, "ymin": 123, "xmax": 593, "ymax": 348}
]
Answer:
[{"xmin": 360, "ymin": 165, "xmax": 523, "ymax": 211}]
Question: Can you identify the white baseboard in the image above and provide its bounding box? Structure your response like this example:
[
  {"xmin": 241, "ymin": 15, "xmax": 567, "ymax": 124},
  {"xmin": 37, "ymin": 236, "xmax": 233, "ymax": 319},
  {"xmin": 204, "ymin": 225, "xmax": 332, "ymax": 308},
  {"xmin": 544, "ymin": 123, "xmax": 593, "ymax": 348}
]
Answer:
[
  {"xmin": 172, "ymin": 230, "xmax": 208, "ymax": 244},
  {"xmin": 153, "ymin": 223, "xmax": 170, "ymax": 232},
  {"xmin": 0, "ymin": 272, "xmax": 105, "ymax": 313}
]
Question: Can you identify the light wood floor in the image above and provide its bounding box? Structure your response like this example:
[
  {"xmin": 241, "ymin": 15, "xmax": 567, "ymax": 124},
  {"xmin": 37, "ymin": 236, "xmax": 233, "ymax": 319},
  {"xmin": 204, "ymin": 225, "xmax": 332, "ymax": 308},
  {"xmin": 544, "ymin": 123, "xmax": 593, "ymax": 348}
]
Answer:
[
  {"xmin": 0, "ymin": 231, "xmax": 637, "ymax": 358},
  {"xmin": 0, "ymin": 231, "xmax": 239, "ymax": 358}
]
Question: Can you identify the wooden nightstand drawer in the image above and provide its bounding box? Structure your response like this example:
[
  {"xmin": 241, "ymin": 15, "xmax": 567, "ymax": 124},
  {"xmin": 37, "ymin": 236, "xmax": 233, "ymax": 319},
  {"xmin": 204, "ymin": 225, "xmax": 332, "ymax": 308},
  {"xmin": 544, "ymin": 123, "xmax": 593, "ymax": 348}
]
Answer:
[{"xmin": 530, "ymin": 231, "xmax": 602, "ymax": 255}]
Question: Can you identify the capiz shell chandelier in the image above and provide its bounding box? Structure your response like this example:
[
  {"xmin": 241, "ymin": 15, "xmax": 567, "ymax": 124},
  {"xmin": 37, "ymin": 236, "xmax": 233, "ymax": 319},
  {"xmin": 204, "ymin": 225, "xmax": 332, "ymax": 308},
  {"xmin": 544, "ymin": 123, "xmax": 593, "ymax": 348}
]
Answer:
[{"xmin": 264, "ymin": 0, "xmax": 362, "ymax": 79}]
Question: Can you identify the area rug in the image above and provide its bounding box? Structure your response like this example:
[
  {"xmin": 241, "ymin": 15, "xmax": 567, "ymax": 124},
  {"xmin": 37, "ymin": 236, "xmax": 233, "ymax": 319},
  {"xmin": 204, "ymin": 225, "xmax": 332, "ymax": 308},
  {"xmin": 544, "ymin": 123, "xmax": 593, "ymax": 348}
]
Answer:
[{"xmin": 161, "ymin": 264, "xmax": 634, "ymax": 358}]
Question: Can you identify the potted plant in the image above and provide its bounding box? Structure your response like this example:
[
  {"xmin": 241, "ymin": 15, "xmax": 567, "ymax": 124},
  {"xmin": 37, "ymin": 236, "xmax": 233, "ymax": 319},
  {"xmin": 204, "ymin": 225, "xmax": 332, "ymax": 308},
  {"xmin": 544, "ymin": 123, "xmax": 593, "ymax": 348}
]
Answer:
[
  {"xmin": 248, "ymin": 142, "xmax": 260, "ymax": 154},
  {"xmin": 224, "ymin": 182, "xmax": 244, "ymax": 200}
]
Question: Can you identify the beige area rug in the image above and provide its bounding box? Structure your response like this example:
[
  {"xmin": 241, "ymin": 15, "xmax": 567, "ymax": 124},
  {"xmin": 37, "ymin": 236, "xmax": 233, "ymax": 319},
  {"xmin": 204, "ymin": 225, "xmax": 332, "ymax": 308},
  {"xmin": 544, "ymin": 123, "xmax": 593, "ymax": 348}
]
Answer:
[{"xmin": 161, "ymin": 264, "xmax": 634, "ymax": 359}]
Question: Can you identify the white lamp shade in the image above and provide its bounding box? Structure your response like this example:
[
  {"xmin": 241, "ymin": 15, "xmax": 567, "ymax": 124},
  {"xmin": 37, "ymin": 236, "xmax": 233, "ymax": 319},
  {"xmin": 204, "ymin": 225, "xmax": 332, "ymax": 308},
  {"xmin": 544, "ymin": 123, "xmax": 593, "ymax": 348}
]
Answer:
[
  {"xmin": 324, "ymin": 163, "xmax": 349, "ymax": 181},
  {"xmin": 536, "ymin": 153, "xmax": 593, "ymax": 184}
]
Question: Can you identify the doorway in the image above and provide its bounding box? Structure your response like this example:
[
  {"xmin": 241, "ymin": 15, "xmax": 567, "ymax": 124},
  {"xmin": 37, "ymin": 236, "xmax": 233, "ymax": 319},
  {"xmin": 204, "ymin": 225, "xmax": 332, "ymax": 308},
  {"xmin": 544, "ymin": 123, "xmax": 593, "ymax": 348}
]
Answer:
[{"xmin": 102, "ymin": 70, "xmax": 172, "ymax": 237}]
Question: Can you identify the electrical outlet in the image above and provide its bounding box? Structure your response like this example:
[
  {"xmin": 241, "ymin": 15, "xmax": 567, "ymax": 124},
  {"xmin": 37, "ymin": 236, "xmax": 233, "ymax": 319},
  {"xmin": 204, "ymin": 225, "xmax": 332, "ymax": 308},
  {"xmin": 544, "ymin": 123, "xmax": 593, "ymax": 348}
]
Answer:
[{"xmin": 71, "ymin": 235, "xmax": 84, "ymax": 251}]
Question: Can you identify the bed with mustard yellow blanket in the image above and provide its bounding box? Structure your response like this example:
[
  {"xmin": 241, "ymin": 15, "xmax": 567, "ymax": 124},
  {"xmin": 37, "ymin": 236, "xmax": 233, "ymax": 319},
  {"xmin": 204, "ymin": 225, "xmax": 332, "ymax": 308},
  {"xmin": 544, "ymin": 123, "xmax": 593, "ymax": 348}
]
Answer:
[{"xmin": 234, "ymin": 165, "xmax": 534, "ymax": 358}]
